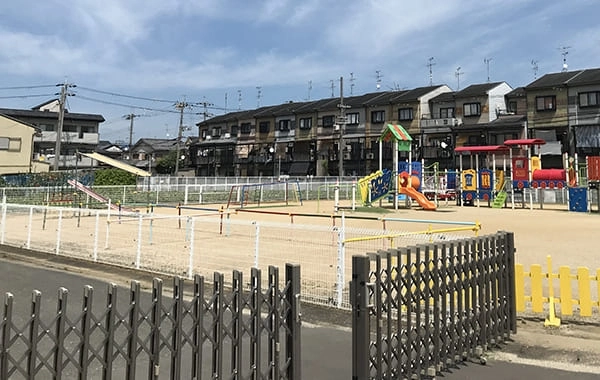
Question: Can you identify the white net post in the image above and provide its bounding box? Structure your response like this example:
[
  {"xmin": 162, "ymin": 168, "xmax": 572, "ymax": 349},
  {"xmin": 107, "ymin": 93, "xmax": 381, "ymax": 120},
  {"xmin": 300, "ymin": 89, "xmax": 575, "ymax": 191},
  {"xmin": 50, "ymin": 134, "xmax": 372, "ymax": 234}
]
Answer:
[
  {"xmin": 336, "ymin": 213, "xmax": 346, "ymax": 306},
  {"xmin": 26, "ymin": 206, "xmax": 33, "ymax": 249},
  {"xmin": 55, "ymin": 209, "xmax": 63, "ymax": 255},
  {"xmin": 135, "ymin": 214, "xmax": 143, "ymax": 269},
  {"xmin": 188, "ymin": 217, "xmax": 195, "ymax": 280},
  {"xmin": 254, "ymin": 221, "xmax": 260, "ymax": 268},
  {"xmin": 0, "ymin": 195, "xmax": 6, "ymax": 244},
  {"xmin": 93, "ymin": 211, "xmax": 100, "ymax": 262}
]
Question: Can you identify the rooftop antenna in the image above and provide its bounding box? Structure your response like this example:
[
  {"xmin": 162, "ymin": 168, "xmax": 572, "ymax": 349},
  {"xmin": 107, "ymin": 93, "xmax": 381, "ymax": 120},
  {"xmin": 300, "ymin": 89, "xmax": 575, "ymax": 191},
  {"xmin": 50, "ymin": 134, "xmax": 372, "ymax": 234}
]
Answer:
[
  {"xmin": 427, "ymin": 57, "xmax": 436, "ymax": 86},
  {"xmin": 224, "ymin": 92, "xmax": 228, "ymax": 111},
  {"xmin": 376, "ymin": 70, "xmax": 383, "ymax": 90},
  {"xmin": 455, "ymin": 66, "xmax": 464, "ymax": 90},
  {"xmin": 307, "ymin": 80, "xmax": 312, "ymax": 100},
  {"xmin": 484, "ymin": 57, "xmax": 493, "ymax": 82},
  {"xmin": 330, "ymin": 79, "xmax": 335, "ymax": 97},
  {"xmin": 237, "ymin": 89, "xmax": 242, "ymax": 110},
  {"xmin": 256, "ymin": 86, "xmax": 262, "ymax": 108},
  {"xmin": 349, "ymin": 72, "xmax": 355, "ymax": 95},
  {"xmin": 559, "ymin": 46, "xmax": 571, "ymax": 71},
  {"xmin": 531, "ymin": 60, "xmax": 539, "ymax": 79}
]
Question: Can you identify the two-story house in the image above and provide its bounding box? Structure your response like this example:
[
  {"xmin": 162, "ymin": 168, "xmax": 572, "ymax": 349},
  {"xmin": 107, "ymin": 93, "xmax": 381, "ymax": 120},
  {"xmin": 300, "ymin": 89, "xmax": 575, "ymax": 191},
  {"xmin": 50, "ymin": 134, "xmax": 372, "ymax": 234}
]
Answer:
[
  {"xmin": 0, "ymin": 100, "xmax": 105, "ymax": 170},
  {"xmin": 0, "ymin": 114, "xmax": 49, "ymax": 175}
]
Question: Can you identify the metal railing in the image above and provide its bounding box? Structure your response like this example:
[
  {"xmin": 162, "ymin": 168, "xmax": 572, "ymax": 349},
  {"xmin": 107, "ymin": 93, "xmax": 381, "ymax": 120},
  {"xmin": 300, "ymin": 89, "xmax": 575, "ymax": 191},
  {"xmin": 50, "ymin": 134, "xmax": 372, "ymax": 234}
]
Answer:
[
  {"xmin": 351, "ymin": 231, "xmax": 517, "ymax": 379},
  {"xmin": 0, "ymin": 265, "xmax": 301, "ymax": 380}
]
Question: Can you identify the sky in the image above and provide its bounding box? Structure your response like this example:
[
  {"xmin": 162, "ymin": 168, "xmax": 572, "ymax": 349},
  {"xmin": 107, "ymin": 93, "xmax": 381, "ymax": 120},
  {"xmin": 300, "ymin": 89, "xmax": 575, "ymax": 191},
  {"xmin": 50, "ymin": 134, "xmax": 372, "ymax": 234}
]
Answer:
[{"xmin": 1, "ymin": 0, "xmax": 599, "ymax": 144}]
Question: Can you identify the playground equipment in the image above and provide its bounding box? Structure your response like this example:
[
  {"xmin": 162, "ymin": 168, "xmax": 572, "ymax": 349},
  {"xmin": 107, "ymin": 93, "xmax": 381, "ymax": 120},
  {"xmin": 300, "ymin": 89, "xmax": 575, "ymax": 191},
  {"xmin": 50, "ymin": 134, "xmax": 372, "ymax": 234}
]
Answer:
[
  {"xmin": 67, "ymin": 179, "xmax": 134, "ymax": 211},
  {"xmin": 454, "ymin": 145, "xmax": 510, "ymax": 207},
  {"xmin": 398, "ymin": 172, "xmax": 436, "ymax": 210}
]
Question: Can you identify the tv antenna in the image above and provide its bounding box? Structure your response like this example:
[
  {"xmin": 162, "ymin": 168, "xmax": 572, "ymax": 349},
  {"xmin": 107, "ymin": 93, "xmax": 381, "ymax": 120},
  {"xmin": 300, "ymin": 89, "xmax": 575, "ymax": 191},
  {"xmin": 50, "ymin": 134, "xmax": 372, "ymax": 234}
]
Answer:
[
  {"xmin": 349, "ymin": 72, "xmax": 356, "ymax": 95},
  {"xmin": 256, "ymin": 86, "xmax": 262, "ymax": 108},
  {"xmin": 484, "ymin": 57, "xmax": 493, "ymax": 82},
  {"xmin": 307, "ymin": 80, "xmax": 313, "ymax": 100},
  {"xmin": 558, "ymin": 46, "xmax": 571, "ymax": 71},
  {"xmin": 375, "ymin": 70, "xmax": 383, "ymax": 90},
  {"xmin": 427, "ymin": 57, "xmax": 436, "ymax": 86},
  {"xmin": 531, "ymin": 60, "xmax": 539, "ymax": 79},
  {"xmin": 455, "ymin": 67, "xmax": 464, "ymax": 90}
]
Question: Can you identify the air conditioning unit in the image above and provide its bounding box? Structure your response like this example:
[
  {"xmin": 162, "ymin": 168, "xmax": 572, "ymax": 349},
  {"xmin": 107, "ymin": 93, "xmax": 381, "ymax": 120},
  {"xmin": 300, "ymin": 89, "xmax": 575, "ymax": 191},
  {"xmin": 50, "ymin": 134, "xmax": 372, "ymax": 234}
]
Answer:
[
  {"xmin": 343, "ymin": 152, "xmax": 352, "ymax": 160},
  {"xmin": 205, "ymin": 135, "xmax": 212, "ymax": 140},
  {"xmin": 366, "ymin": 153, "xmax": 375, "ymax": 160},
  {"xmin": 224, "ymin": 133, "xmax": 231, "ymax": 138}
]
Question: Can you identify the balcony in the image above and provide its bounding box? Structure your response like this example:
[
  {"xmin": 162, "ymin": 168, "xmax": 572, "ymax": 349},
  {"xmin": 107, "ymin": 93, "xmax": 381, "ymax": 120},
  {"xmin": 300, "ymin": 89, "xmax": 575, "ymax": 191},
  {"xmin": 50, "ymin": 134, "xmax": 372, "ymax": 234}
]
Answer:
[
  {"xmin": 420, "ymin": 118, "xmax": 462, "ymax": 129},
  {"xmin": 34, "ymin": 131, "xmax": 99, "ymax": 145}
]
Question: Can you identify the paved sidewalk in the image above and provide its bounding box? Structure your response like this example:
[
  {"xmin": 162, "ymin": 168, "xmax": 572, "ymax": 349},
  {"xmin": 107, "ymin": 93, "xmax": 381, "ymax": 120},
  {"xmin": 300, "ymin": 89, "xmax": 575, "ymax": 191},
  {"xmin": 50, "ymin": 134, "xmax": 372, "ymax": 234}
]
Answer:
[{"xmin": 1, "ymin": 249, "xmax": 599, "ymax": 379}]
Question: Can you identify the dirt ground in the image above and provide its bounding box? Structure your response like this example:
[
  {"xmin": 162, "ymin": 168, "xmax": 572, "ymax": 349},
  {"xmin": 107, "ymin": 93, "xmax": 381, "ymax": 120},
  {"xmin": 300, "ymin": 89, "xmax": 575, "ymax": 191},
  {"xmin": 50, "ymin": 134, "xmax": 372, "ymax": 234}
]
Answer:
[{"xmin": 168, "ymin": 199, "xmax": 600, "ymax": 271}]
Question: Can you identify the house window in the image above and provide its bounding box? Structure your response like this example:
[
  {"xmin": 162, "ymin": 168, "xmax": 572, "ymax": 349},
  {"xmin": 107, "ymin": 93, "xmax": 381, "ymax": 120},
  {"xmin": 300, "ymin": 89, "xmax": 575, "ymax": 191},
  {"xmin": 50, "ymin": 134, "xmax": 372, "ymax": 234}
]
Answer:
[
  {"xmin": 371, "ymin": 110, "xmax": 385, "ymax": 123},
  {"xmin": 536, "ymin": 96, "xmax": 556, "ymax": 111},
  {"xmin": 212, "ymin": 127, "xmax": 221, "ymax": 138},
  {"xmin": 347, "ymin": 113, "xmax": 359, "ymax": 125},
  {"xmin": 259, "ymin": 121, "xmax": 270, "ymax": 133},
  {"xmin": 240, "ymin": 123, "xmax": 251, "ymax": 134},
  {"xmin": 230, "ymin": 125, "xmax": 238, "ymax": 136},
  {"xmin": 278, "ymin": 119, "xmax": 291, "ymax": 131},
  {"xmin": 579, "ymin": 92, "xmax": 600, "ymax": 107},
  {"xmin": 463, "ymin": 103, "xmax": 481, "ymax": 117},
  {"xmin": 440, "ymin": 107, "xmax": 455, "ymax": 118},
  {"xmin": 322, "ymin": 115, "xmax": 335, "ymax": 128},
  {"xmin": 398, "ymin": 108, "xmax": 413, "ymax": 121},
  {"xmin": 299, "ymin": 117, "xmax": 312, "ymax": 130},
  {"xmin": 201, "ymin": 129, "xmax": 208, "ymax": 139},
  {"xmin": 508, "ymin": 101, "xmax": 517, "ymax": 114},
  {"xmin": 0, "ymin": 137, "xmax": 22, "ymax": 151}
]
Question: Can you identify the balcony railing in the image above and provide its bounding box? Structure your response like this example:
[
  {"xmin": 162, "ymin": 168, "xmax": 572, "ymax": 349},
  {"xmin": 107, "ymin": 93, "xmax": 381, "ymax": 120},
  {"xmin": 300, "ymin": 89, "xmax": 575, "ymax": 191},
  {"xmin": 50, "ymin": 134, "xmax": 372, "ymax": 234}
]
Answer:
[
  {"xmin": 420, "ymin": 118, "xmax": 462, "ymax": 128},
  {"xmin": 34, "ymin": 131, "xmax": 99, "ymax": 145}
]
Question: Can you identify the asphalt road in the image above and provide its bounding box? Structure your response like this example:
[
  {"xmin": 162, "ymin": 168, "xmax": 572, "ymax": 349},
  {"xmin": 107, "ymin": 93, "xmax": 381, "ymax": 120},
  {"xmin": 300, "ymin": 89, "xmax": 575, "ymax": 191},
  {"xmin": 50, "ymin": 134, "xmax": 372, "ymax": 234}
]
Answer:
[{"xmin": 1, "ymin": 255, "xmax": 598, "ymax": 379}]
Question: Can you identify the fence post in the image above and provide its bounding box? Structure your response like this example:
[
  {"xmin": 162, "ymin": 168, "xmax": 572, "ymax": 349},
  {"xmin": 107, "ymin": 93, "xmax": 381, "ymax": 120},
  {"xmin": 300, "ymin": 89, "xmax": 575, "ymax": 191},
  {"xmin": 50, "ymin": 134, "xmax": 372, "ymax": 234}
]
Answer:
[
  {"xmin": 126, "ymin": 281, "xmax": 141, "ymax": 380},
  {"xmin": 286, "ymin": 263, "xmax": 301, "ymax": 380},
  {"xmin": 184, "ymin": 184, "xmax": 189, "ymax": 205},
  {"xmin": 93, "ymin": 211, "xmax": 99, "ymax": 262},
  {"xmin": 351, "ymin": 255, "xmax": 370, "ymax": 380},
  {"xmin": 1, "ymin": 293, "xmax": 13, "ymax": 380},
  {"xmin": 253, "ymin": 222, "xmax": 260, "ymax": 268},
  {"xmin": 27, "ymin": 206, "xmax": 33, "ymax": 249},
  {"xmin": 191, "ymin": 275, "xmax": 204, "ymax": 379},
  {"xmin": 103, "ymin": 284, "xmax": 118, "ymax": 380},
  {"xmin": 0, "ymin": 195, "xmax": 5, "ymax": 245},
  {"xmin": 188, "ymin": 218, "xmax": 195, "ymax": 280},
  {"xmin": 170, "ymin": 278, "xmax": 184, "ymax": 379},
  {"xmin": 135, "ymin": 214, "xmax": 143, "ymax": 269},
  {"xmin": 53, "ymin": 288, "xmax": 68, "ymax": 377},
  {"xmin": 55, "ymin": 209, "xmax": 63, "ymax": 255},
  {"xmin": 27, "ymin": 290, "xmax": 42, "ymax": 378},
  {"xmin": 505, "ymin": 231, "xmax": 517, "ymax": 334},
  {"xmin": 336, "ymin": 214, "xmax": 346, "ymax": 307},
  {"xmin": 79, "ymin": 286, "xmax": 93, "ymax": 380},
  {"xmin": 149, "ymin": 279, "xmax": 162, "ymax": 379}
]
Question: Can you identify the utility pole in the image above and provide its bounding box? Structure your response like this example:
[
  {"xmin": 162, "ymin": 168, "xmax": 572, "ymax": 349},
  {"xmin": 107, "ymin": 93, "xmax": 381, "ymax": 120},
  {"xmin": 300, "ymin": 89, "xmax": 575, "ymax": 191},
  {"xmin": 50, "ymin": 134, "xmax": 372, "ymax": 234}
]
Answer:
[
  {"xmin": 123, "ymin": 113, "xmax": 139, "ymax": 159},
  {"xmin": 174, "ymin": 100, "xmax": 191, "ymax": 176},
  {"xmin": 53, "ymin": 82, "xmax": 75, "ymax": 171},
  {"xmin": 337, "ymin": 76, "xmax": 350, "ymax": 177}
]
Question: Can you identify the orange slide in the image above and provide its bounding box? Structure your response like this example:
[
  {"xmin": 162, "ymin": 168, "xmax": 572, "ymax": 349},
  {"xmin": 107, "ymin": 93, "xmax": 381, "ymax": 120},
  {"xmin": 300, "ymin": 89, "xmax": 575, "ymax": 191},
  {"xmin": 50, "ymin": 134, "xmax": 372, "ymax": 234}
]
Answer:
[
  {"xmin": 398, "ymin": 171, "xmax": 436, "ymax": 211},
  {"xmin": 400, "ymin": 186, "xmax": 437, "ymax": 211}
]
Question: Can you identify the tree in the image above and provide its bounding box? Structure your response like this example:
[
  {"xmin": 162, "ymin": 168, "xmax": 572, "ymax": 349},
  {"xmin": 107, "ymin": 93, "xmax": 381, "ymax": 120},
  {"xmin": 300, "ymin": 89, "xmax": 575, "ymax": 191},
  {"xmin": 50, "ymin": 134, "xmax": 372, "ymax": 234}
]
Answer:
[
  {"xmin": 94, "ymin": 169, "xmax": 136, "ymax": 186},
  {"xmin": 155, "ymin": 151, "xmax": 178, "ymax": 174}
]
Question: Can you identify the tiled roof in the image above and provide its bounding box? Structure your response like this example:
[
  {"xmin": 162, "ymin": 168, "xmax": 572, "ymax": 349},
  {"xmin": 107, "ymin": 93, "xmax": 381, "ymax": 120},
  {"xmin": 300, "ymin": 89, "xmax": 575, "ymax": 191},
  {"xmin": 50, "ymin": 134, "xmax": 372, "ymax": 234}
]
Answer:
[
  {"xmin": 0, "ymin": 107, "xmax": 105, "ymax": 122},
  {"xmin": 525, "ymin": 71, "xmax": 581, "ymax": 89},
  {"xmin": 429, "ymin": 92, "xmax": 455, "ymax": 103},
  {"xmin": 390, "ymin": 86, "xmax": 444, "ymax": 103},
  {"xmin": 506, "ymin": 87, "xmax": 526, "ymax": 97},
  {"xmin": 455, "ymin": 82, "xmax": 504, "ymax": 97}
]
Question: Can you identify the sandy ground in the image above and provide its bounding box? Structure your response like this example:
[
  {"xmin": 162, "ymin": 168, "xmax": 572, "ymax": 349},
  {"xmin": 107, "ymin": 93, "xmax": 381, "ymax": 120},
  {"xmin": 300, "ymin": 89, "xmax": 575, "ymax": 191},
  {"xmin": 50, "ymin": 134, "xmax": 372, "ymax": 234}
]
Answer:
[{"xmin": 172, "ymin": 199, "xmax": 600, "ymax": 270}]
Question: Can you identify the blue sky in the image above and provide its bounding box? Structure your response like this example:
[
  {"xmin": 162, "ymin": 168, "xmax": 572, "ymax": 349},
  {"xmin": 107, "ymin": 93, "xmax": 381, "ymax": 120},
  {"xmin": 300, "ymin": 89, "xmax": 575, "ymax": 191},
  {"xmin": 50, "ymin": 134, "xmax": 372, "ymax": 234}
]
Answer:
[{"xmin": 1, "ymin": 0, "xmax": 599, "ymax": 143}]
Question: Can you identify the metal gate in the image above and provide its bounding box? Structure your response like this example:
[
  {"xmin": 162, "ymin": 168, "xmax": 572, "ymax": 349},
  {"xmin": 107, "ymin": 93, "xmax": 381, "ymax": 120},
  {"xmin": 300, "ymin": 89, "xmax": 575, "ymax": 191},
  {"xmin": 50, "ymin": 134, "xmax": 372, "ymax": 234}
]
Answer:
[
  {"xmin": 0, "ymin": 264, "xmax": 301, "ymax": 380},
  {"xmin": 351, "ymin": 231, "xmax": 516, "ymax": 379}
]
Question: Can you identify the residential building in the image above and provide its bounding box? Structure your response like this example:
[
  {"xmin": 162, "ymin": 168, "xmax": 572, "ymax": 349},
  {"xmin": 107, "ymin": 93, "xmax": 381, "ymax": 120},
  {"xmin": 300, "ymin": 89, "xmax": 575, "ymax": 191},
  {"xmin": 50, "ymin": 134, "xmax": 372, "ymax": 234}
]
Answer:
[
  {"xmin": 0, "ymin": 100, "xmax": 105, "ymax": 169},
  {"xmin": 525, "ymin": 68, "xmax": 600, "ymax": 166},
  {"xmin": 0, "ymin": 114, "xmax": 49, "ymax": 175}
]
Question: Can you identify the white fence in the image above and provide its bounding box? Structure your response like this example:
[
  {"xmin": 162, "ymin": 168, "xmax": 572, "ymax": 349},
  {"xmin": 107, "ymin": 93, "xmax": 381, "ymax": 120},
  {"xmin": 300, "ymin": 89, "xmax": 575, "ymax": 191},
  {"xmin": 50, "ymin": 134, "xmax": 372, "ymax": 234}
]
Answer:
[{"xmin": 0, "ymin": 201, "xmax": 479, "ymax": 309}]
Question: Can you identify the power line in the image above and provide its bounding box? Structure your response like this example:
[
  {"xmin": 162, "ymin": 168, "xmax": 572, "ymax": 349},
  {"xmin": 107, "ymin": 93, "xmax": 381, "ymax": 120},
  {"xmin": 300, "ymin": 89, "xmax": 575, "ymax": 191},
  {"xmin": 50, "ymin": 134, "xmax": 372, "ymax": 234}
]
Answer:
[
  {"xmin": 0, "ymin": 84, "xmax": 56, "ymax": 90},
  {"xmin": 0, "ymin": 94, "xmax": 56, "ymax": 99},
  {"xmin": 75, "ymin": 95, "xmax": 180, "ymax": 114},
  {"xmin": 76, "ymin": 86, "xmax": 176, "ymax": 103}
]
